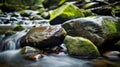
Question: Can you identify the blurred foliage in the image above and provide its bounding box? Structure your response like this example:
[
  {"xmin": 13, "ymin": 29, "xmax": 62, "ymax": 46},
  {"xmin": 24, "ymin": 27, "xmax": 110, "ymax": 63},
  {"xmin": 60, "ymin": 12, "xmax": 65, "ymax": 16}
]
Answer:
[{"xmin": 0, "ymin": 0, "xmax": 44, "ymax": 11}]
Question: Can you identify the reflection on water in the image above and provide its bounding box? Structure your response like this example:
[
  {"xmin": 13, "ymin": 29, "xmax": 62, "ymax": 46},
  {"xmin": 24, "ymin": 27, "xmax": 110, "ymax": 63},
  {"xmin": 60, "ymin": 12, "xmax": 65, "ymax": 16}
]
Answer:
[{"xmin": 0, "ymin": 49, "xmax": 91, "ymax": 67}]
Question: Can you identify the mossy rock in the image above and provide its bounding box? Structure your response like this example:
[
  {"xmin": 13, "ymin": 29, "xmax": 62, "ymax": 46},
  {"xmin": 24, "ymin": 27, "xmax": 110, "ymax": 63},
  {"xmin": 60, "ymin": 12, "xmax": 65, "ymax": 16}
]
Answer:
[
  {"xmin": 0, "ymin": 9, "xmax": 2, "ymax": 14},
  {"xmin": 5, "ymin": 30, "xmax": 16, "ymax": 36},
  {"xmin": 19, "ymin": 10, "xmax": 30, "ymax": 17},
  {"xmin": 0, "ymin": 30, "xmax": 16, "ymax": 35},
  {"xmin": 62, "ymin": 16, "xmax": 120, "ymax": 47},
  {"xmin": 49, "ymin": 3, "xmax": 93, "ymax": 25},
  {"xmin": 64, "ymin": 35, "xmax": 100, "ymax": 58},
  {"xmin": 13, "ymin": 25, "xmax": 25, "ymax": 31}
]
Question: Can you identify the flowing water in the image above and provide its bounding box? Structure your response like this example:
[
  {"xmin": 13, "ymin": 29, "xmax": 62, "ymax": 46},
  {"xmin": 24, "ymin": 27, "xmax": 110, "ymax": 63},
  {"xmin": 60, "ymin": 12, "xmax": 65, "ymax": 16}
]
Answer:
[
  {"xmin": 0, "ymin": 30, "xmax": 27, "ymax": 51},
  {"xmin": 0, "ymin": 28, "xmax": 92, "ymax": 67},
  {"xmin": 0, "ymin": 49, "xmax": 92, "ymax": 67}
]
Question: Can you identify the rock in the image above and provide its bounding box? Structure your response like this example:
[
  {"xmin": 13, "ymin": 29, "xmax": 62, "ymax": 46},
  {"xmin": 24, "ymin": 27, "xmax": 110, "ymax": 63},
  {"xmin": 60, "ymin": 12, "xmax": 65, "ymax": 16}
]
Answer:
[
  {"xmin": 0, "ymin": 9, "xmax": 3, "ymax": 14},
  {"xmin": 20, "ymin": 46, "xmax": 43, "ymax": 61},
  {"xmin": 13, "ymin": 25, "xmax": 25, "ymax": 31},
  {"xmin": 10, "ymin": 17, "xmax": 18, "ymax": 21},
  {"xmin": 100, "ymin": 33, "xmax": 120, "ymax": 53},
  {"xmin": 91, "ymin": 59, "xmax": 116, "ymax": 67},
  {"xmin": 19, "ymin": 10, "xmax": 39, "ymax": 17},
  {"xmin": 83, "ymin": 1, "xmax": 112, "ymax": 16},
  {"xmin": 103, "ymin": 51, "xmax": 120, "ymax": 61},
  {"xmin": 43, "ymin": 0, "xmax": 65, "ymax": 9},
  {"xmin": 22, "ymin": 17, "xmax": 29, "ymax": 20},
  {"xmin": 25, "ymin": 54, "xmax": 44, "ymax": 61},
  {"xmin": 62, "ymin": 16, "xmax": 120, "ymax": 49},
  {"xmin": 64, "ymin": 35, "xmax": 100, "ymax": 58},
  {"xmin": 20, "ymin": 25, "xmax": 66, "ymax": 49},
  {"xmin": 49, "ymin": 3, "xmax": 93, "ymax": 25},
  {"xmin": 115, "ymin": 40, "xmax": 120, "ymax": 46},
  {"xmin": 11, "ymin": 12, "xmax": 21, "ymax": 17},
  {"xmin": 29, "ymin": 15, "xmax": 43, "ymax": 20},
  {"xmin": 20, "ymin": 46, "xmax": 40, "ymax": 54}
]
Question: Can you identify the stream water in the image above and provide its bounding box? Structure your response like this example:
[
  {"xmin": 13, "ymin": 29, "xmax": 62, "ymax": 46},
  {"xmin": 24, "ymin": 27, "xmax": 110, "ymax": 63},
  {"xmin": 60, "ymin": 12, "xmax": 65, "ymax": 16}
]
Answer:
[
  {"xmin": 0, "ymin": 31, "xmax": 91, "ymax": 67},
  {"xmin": 0, "ymin": 49, "xmax": 91, "ymax": 67}
]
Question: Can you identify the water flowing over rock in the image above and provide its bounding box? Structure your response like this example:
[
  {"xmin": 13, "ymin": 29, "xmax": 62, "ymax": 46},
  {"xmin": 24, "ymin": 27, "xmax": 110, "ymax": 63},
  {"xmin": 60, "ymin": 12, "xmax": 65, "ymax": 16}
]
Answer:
[
  {"xmin": 0, "ymin": 30, "xmax": 27, "ymax": 51},
  {"xmin": 62, "ymin": 16, "xmax": 120, "ymax": 53},
  {"xmin": 20, "ymin": 25, "xmax": 66, "ymax": 50},
  {"xmin": 20, "ymin": 46, "xmax": 43, "ymax": 61},
  {"xmin": 64, "ymin": 35, "xmax": 100, "ymax": 58}
]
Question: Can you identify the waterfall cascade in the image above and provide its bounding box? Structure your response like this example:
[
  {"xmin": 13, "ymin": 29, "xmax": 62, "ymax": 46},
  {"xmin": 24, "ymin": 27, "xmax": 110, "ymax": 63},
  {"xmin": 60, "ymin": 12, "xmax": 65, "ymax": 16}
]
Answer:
[{"xmin": 0, "ymin": 30, "xmax": 28, "ymax": 51}]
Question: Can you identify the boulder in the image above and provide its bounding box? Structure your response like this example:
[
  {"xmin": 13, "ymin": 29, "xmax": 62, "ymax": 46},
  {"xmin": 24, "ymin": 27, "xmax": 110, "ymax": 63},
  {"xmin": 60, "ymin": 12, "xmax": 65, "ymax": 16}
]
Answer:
[
  {"xmin": 20, "ymin": 25, "xmax": 66, "ymax": 50},
  {"xmin": 49, "ymin": 3, "xmax": 93, "ymax": 25},
  {"xmin": 64, "ymin": 35, "xmax": 100, "ymax": 58},
  {"xmin": 62, "ymin": 16, "xmax": 120, "ymax": 49}
]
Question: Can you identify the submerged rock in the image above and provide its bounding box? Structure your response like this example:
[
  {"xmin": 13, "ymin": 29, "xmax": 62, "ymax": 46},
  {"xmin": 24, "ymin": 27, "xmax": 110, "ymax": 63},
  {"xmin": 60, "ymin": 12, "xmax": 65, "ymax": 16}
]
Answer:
[
  {"xmin": 20, "ymin": 46, "xmax": 40, "ymax": 54},
  {"xmin": 62, "ymin": 16, "xmax": 120, "ymax": 52},
  {"xmin": 103, "ymin": 51, "xmax": 120, "ymax": 61},
  {"xmin": 20, "ymin": 25, "xmax": 66, "ymax": 49},
  {"xmin": 20, "ymin": 46, "xmax": 43, "ymax": 61},
  {"xmin": 64, "ymin": 35, "xmax": 100, "ymax": 58}
]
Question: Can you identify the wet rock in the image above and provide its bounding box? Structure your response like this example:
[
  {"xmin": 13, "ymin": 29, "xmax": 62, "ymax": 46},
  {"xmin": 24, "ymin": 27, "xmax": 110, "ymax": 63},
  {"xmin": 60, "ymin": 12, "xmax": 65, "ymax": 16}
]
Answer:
[
  {"xmin": 20, "ymin": 46, "xmax": 43, "ymax": 61},
  {"xmin": 19, "ymin": 10, "xmax": 39, "ymax": 17},
  {"xmin": 91, "ymin": 59, "xmax": 116, "ymax": 67},
  {"xmin": 62, "ymin": 16, "xmax": 120, "ymax": 49},
  {"xmin": 84, "ymin": 1, "xmax": 112, "ymax": 16},
  {"xmin": 20, "ymin": 25, "xmax": 66, "ymax": 49},
  {"xmin": 10, "ymin": 17, "xmax": 18, "ymax": 21},
  {"xmin": 11, "ymin": 12, "xmax": 21, "ymax": 17},
  {"xmin": 13, "ymin": 25, "xmax": 25, "ymax": 31},
  {"xmin": 64, "ymin": 35, "xmax": 100, "ymax": 58},
  {"xmin": 21, "ymin": 46, "xmax": 40, "ymax": 54},
  {"xmin": 22, "ymin": 17, "xmax": 29, "ymax": 20},
  {"xmin": 25, "ymin": 54, "xmax": 44, "ymax": 61},
  {"xmin": 29, "ymin": 15, "xmax": 43, "ymax": 20},
  {"xmin": 0, "ymin": 9, "xmax": 3, "ymax": 14},
  {"xmin": 43, "ymin": 0, "xmax": 65, "ymax": 9},
  {"xmin": 103, "ymin": 51, "xmax": 120, "ymax": 61}
]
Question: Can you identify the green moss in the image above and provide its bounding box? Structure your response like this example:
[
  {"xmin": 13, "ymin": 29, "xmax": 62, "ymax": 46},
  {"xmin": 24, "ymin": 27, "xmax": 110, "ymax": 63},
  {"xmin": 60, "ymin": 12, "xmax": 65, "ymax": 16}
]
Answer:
[
  {"xmin": 13, "ymin": 25, "xmax": 25, "ymax": 31},
  {"xmin": 62, "ymin": 28, "xmax": 67, "ymax": 36},
  {"xmin": 0, "ymin": 30, "xmax": 16, "ymax": 35},
  {"xmin": 49, "ymin": 4, "xmax": 85, "ymax": 21},
  {"xmin": 5, "ymin": 30, "xmax": 16, "ymax": 36},
  {"xmin": 102, "ymin": 20, "xmax": 117, "ymax": 34},
  {"xmin": 64, "ymin": 35, "xmax": 100, "ymax": 58},
  {"xmin": 19, "ymin": 10, "xmax": 29, "ymax": 17},
  {"xmin": 0, "ymin": 30, "xmax": 5, "ymax": 35},
  {"xmin": 0, "ymin": 9, "xmax": 2, "ymax": 14}
]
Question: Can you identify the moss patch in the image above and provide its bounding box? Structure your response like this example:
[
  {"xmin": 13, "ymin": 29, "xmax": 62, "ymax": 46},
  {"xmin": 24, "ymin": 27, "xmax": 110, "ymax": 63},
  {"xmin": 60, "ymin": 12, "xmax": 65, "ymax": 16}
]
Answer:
[
  {"xmin": 64, "ymin": 35, "xmax": 100, "ymax": 58},
  {"xmin": 13, "ymin": 25, "xmax": 25, "ymax": 31}
]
